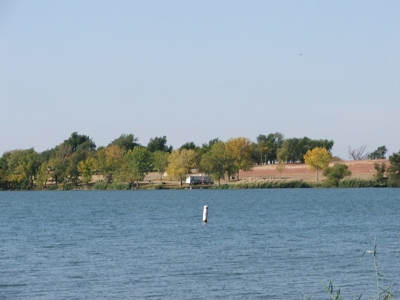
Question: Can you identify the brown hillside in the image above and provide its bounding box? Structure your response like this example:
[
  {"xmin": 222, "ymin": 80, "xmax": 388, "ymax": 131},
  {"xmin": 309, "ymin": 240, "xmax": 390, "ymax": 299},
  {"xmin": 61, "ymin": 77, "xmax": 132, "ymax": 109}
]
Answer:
[{"xmin": 239, "ymin": 159, "xmax": 388, "ymax": 182}]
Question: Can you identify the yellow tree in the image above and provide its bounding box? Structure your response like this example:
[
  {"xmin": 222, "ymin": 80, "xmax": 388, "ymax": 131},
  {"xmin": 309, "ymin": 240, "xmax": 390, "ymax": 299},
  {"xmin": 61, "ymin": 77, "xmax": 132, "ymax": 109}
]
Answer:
[
  {"xmin": 78, "ymin": 157, "xmax": 96, "ymax": 186},
  {"xmin": 304, "ymin": 147, "xmax": 332, "ymax": 181},
  {"xmin": 36, "ymin": 163, "xmax": 50, "ymax": 189},
  {"xmin": 95, "ymin": 145, "xmax": 125, "ymax": 184},
  {"xmin": 166, "ymin": 149, "xmax": 197, "ymax": 186},
  {"xmin": 225, "ymin": 137, "xmax": 253, "ymax": 180}
]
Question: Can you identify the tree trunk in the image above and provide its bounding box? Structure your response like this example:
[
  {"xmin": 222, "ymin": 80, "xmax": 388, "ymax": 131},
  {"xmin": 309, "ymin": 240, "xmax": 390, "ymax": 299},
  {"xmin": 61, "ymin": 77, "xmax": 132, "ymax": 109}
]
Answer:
[{"xmin": 316, "ymin": 168, "xmax": 319, "ymax": 181}]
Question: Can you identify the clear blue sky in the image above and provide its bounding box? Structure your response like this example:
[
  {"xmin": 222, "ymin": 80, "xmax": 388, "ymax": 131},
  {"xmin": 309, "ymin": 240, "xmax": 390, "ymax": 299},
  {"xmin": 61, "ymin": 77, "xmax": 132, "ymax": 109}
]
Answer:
[{"xmin": 1, "ymin": 1, "xmax": 399, "ymax": 159}]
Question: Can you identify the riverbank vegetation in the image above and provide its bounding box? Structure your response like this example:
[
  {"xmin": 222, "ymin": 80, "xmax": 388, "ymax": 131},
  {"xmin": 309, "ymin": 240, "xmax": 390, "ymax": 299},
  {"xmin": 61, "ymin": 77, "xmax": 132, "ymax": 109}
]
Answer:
[{"xmin": 0, "ymin": 132, "xmax": 398, "ymax": 190}]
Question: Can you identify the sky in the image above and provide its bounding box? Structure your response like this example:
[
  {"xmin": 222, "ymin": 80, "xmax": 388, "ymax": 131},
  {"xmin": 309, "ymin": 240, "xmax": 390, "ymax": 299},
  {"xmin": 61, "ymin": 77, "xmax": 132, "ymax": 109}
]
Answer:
[{"xmin": 1, "ymin": 1, "xmax": 399, "ymax": 159}]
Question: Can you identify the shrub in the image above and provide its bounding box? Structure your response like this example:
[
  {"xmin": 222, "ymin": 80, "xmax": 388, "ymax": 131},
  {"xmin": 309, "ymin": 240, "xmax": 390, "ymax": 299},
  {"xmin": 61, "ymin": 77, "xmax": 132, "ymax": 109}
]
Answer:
[
  {"xmin": 47, "ymin": 184, "xmax": 58, "ymax": 190},
  {"xmin": 323, "ymin": 163, "xmax": 351, "ymax": 187},
  {"xmin": 107, "ymin": 183, "xmax": 130, "ymax": 190},
  {"xmin": 62, "ymin": 183, "xmax": 74, "ymax": 190},
  {"xmin": 338, "ymin": 178, "xmax": 383, "ymax": 188},
  {"xmin": 92, "ymin": 182, "xmax": 107, "ymax": 190},
  {"xmin": 228, "ymin": 180, "xmax": 313, "ymax": 189}
]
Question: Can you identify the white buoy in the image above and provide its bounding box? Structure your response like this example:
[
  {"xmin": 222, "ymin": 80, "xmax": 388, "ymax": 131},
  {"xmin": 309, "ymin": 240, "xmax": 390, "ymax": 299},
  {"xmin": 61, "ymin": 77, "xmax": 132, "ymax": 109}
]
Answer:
[{"xmin": 203, "ymin": 205, "xmax": 208, "ymax": 222}]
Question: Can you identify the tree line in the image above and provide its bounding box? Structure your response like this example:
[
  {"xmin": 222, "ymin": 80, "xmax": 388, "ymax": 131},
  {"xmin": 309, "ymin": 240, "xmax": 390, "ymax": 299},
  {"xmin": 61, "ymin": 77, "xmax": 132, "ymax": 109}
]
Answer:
[{"xmin": 0, "ymin": 132, "xmax": 398, "ymax": 190}]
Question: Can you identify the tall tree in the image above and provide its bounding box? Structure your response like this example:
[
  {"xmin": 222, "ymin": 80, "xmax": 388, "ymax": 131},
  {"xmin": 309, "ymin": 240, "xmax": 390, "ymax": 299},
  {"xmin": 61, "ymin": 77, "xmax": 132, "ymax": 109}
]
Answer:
[
  {"xmin": 166, "ymin": 149, "xmax": 197, "ymax": 186},
  {"xmin": 256, "ymin": 135, "xmax": 269, "ymax": 165},
  {"xmin": 179, "ymin": 142, "xmax": 198, "ymax": 151},
  {"xmin": 0, "ymin": 152, "xmax": 11, "ymax": 190},
  {"xmin": 387, "ymin": 151, "xmax": 400, "ymax": 187},
  {"xmin": 109, "ymin": 134, "xmax": 140, "ymax": 153},
  {"xmin": 147, "ymin": 136, "xmax": 172, "ymax": 152},
  {"xmin": 7, "ymin": 148, "xmax": 41, "ymax": 189},
  {"xmin": 94, "ymin": 145, "xmax": 125, "ymax": 184},
  {"xmin": 46, "ymin": 158, "xmax": 67, "ymax": 185},
  {"xmin": 120, "ymin": 147, "xmax": 152, "ymax": 187},
  {"xmin": 265, "ymin": 132, "xmax": 284, "ymax": 164},
  {"xmin": 200, "ymin": 141, "xmax": 230, "ymax": 186},
  {"xmin": 368, "ymin": 146, "xmax": 387, "ymax": 159},
  {"xmin": 373, "ymin": 162, "xmax": 386, "ymax": 185},
  {"xmin": 78, "ymin": 157, "xmax": 96, "ymax": 187},
  {"xmin": 152, "ymin": 151, "xmax": 169, "ymax": 180},
  {"xmin": 63, "ymin": 132, "xmax": 96, "ymax": 152},
  {"xmin": 225, "ymin": 137, "xmax": 253, "ymax": 180},
  {"xmin": 304, "ymin": 147, "xmax": 332, "ymax": 181}
]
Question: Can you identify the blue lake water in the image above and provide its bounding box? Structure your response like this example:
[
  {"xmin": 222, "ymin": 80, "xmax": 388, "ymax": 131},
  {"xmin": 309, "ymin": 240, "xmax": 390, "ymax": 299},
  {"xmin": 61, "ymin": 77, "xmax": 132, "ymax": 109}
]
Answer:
[{"xmin": 1, "ymin": 189, "xmax": 400, "ymax": 299}]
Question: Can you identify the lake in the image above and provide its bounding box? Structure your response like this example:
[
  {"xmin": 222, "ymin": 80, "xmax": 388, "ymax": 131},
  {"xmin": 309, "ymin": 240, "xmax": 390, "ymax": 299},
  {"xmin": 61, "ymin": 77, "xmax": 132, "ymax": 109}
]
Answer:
[{"xmin": 1, "ymin": 189, "xmax": 399, "ymax": 299}]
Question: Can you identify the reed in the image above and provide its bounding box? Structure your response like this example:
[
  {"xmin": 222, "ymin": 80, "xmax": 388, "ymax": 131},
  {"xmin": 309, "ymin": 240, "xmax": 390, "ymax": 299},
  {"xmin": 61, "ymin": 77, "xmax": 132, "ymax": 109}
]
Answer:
[
  {"xmin": 338, "ymin": 178, "xmax": 385, "ymax": 188},
  {"xmin": 107, "ymin": 183, "xmax": 130, "ymax": 190},
  {"xmin": 223, "ymin": 180, "xmax": 315, "ymax": 189},
  {"xmin": 91, "ymin": 182, "xmax": 108, "ymax": 190}
]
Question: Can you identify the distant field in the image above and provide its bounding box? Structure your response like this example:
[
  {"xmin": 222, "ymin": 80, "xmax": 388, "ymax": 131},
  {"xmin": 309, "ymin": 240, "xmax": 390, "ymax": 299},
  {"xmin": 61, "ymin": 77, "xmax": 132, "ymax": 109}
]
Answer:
[
  {"xmin": 142, "ymin": 159, "xmax": 388, "ymax": 187},
  {"xmin": 239, "ymin": 159, "xmax": 387, "ymax": 182}
]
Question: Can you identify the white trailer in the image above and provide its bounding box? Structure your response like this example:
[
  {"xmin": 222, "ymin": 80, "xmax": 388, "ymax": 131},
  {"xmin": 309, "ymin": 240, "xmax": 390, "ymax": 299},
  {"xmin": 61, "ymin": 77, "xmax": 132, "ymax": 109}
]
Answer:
[{"xmin": 186, "ymin": 175, "xmax": 214, "ymax": 185}]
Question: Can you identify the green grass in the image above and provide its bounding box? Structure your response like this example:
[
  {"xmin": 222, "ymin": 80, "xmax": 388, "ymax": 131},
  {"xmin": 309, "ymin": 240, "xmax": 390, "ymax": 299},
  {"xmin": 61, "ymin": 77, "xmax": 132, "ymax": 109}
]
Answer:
[
  {"xmin": 220, "ymin": 180, "xmax": 318, "ymax": 189},
  {"xmin": 338, "ymin": 178, "xmax": 386, "ymax": 188}
]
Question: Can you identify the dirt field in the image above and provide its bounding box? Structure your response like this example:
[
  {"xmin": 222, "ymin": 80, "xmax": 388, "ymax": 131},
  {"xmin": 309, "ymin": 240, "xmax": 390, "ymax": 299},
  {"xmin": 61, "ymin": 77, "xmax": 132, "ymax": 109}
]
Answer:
[
  {"xmin": 239, "ymin": 159, "xmax": 387, "ymax": 182},
  {"xmin": 142, "ymin": 159, "xmax": 388, "ymax": 187}
]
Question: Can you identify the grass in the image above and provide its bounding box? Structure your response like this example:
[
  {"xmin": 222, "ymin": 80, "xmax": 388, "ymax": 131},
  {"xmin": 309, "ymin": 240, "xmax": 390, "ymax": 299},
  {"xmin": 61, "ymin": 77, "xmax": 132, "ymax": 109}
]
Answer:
[
  {"xmin": 338, "ymin": 178, "xmax": 386, "ymax": 188},
  {"xmin": 218, "ymin": 180, "xmax": 319, "ymax": 189}
]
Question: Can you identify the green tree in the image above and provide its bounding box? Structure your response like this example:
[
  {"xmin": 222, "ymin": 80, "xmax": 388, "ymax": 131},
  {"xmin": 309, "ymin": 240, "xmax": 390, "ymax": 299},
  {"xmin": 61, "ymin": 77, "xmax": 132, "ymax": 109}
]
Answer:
[
  {"xmin": 179, "ymin": 142, "xmax": 198, "ymax": 151},
  {"xmin": 368, "ymin": 146, "xmax": 387, "ymax": 159},
  {"xmin": 46, "ymin": 157, "xmax": 67, "ymax": 185},
  {"xmin": 36, "ymin": 162, "xmax": 50, "ymax": 189},
  {"xmin": 278, "ymin": 137, "xmax": 333, "ymax": 164},
  {"xmin": 94, "ymin": 145, "xmax": 125, "ymax": 184},
  {"xmin": 65, "ymin": 148, "xmax": 91, "ymax": 185},
  {"xmin": 63, "ymin": 132, "xmax": 96, "ymax": 152},
  {"xmin": 166, "ymin": 149, "xmax": 197, "ymax": 186},
  {"xmin": 373, "ymin": 162, "xmax": 386, "ymax": 185},
  {"xmin": 7, "ymin": 148, "xmax": 41, "ymax": 189},
  {"xmin": 255, "ymin": 135, "xmax": 269, "ymax": 165},
  {"xmin": 387, "ymin": 151, "xmax": 400, "ymax": 187},
  {"xmin": 277, "ymin": 138, "xmax": 300, "ymax": 163},
  {"xmin": 304, "ymin": 147, "xmax": 332, "ymax": 181},
  {"xmin": 78, "ymin": 157, "xmax": 96, "ymax": 187},
  {"xmin": 323, "ymin": 163, "xmax": 351, "ymax": 187},
  {"xmin": 120, "ymin": 147, "xmax": 152, "ymax": 187},
  {"xmin": 147, "ymin": 136, "xmax": 172, "ymax": 152},
  {"xmin": 225, "ymin": 137, "xmax": 253, "ymax": 180},
  {"xmin": 109, "ymin": 134, "xmax": 140, "ymax": 153},
  {"xmin": 200, "ymin": 141, "xmax": 230, "ymax": 186},
  {"xmin": 265, "ymin": 132, "xmax": 285, "ymax": 164},
  {"xmin": 152, "ymin": 151, "xmax": 169, "ymax": 180},
  {"xmin": 0, "ymin": 152, "xmax": 11, "ymax": 189}
]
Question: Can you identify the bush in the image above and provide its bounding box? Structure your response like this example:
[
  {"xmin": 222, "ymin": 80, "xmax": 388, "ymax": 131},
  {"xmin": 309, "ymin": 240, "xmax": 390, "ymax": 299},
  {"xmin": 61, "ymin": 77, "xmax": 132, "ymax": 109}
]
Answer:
[
  {"xmin": 338, "ymin": 178, "xmax": 384, "ymax": 188},
  {"xmin": 323, "ymin": 163, "xmax": 351, "ymax": 187},
  {"xmin": 107, "ymin": 183, "xmax": 130, "ymax": 190},
  {"xmin": 227, "ymin": 180, "xmax": 314, "ymax": 189},
  {"xmin": 62, "ymin": 183, "xmax": 74, "ymax": 190},
  {"xmin": 148, "ymin": 184, "xmax": 165, "ymax": 190},
  {"xmin": 47, "ymin": 184, "xmax": 58, "ymax": 190},
  {"xmin": 91, "ymin": 182, "xmax": 108, "ymax": 190}
]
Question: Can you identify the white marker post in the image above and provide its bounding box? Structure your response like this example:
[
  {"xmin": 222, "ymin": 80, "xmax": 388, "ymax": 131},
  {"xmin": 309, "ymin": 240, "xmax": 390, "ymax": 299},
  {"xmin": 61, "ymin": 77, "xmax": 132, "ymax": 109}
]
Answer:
[{"xmin": 203, "ymin": 205, "xmax": 208, "ymax": 223}]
